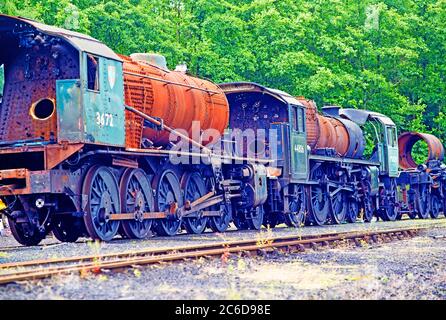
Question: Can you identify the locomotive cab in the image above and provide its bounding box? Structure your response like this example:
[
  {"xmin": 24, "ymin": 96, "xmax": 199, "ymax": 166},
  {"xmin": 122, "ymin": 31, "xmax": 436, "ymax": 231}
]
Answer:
[
  {"xmin": 340, "ymin": 109, "xmax": 399, "ymax": 178},
  {"xmin": 0, "ymin": 14, "xmax": 126, "ymax": 175},
  {"xmin": 219, "ymin": 82, "xmax": 309, "ymax": 182},
  {"xmin": 0, "ymin": 14, "xmax": 125, "ymax": 153}
]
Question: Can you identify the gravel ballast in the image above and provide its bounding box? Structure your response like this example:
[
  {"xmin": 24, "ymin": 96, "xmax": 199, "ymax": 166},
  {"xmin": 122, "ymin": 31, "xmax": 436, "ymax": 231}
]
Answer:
[
  {"xmin": 0, "ymin": 217, "xmax": 445, "ymax": 265},
  {"xmin": 0, "ymin": 222, "xmax": 445, "ymax": 300}
]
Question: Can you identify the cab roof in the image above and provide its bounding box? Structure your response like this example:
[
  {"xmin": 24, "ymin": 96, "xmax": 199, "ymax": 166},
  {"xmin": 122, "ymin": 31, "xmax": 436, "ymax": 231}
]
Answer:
[
  {"xmin": 340, "ymin": 109, "xmax": 396, "ymax": 126},
  {"xmin": 219, "ymin": 82, "xmax": 305, "ymax": 108},
  {"xmin": 0, "ymin": 14, "xmax": 122, "ymax": 62}
]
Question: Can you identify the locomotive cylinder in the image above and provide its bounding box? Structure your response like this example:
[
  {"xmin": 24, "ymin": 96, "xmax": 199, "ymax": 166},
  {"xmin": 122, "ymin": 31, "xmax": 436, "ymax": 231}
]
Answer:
[
  {"xmin": 298, "ymin": 98, "xmax": 365, "ymax": 159},
  {"xmin": 398, "ymin": 132, "xmax": 445, "ymax": 169},
  {"xmin": 121, "ymin": 54, "xmax": 230, "ymax": 148}
]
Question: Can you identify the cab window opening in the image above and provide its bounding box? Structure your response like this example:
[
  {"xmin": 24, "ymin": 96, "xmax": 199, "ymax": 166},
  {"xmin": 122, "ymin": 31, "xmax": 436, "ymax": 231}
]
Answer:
[
  {"xmin": 87, "ymin": 54, "xmax": 100, "ymax": 91},
  {"xmin": 292, "ymin": 107, "xmax": 299, "ymax": 132},
  {"xmin": 363, "ymin": 120, "xmax": 382, "ymax": 160},
  {"xmin": 387, "ymin": 126, "xmax": 397, "ymax": 147},
  {"xmin": 299, "ymin": 107, "xmax": 305, "ymax": 133}
]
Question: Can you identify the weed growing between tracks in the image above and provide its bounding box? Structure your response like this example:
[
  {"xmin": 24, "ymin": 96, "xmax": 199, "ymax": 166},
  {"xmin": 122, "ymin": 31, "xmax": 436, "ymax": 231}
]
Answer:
[
  {"xmin": 1, "ymin": 223, "xmax": 445, "ymax": 299},
  {"xmin": 1, "ymin": 231, "xmax": 445, "ymax": 298},
  {"xmin": 256, "ymin": 226, "xmax": 274, "ymax": 247}
]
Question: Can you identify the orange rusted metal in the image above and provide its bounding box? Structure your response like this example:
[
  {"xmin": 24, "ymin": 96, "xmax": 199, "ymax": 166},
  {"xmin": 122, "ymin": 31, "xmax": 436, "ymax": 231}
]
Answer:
[
  {"xmin": 327, "ymin": 117, "xmax": 349, "ymax": 156},
  {"xmin": 298, "ymin": 97, "xmax": 361, "ymax": 157},
  {"xmin": 0, "ymin": 168, "xmax": 27, "ymax": 180},
  {"xmin": 120, "ymin": 54, "xmax": 229, "ymax": 148},
  {"xmin": 0, "ymin": 40, "xmax": 79, "ymax": 142},
  {"xmin": 398, "ymin": 132, "xmax": 445, "ymax": 169},
  {"xmin": 297, "ymin": 97, "xmax": 349, "ymax": 155},
  {"xmin": 45, "ymin": 143, "xmax": 84, "ymax": 170},
  {"xmin": 298, "ymin": 97, "xmax": 320, "ymax": 149},
  {"xmin": 316, "ymin": 115, "xmax": 338, "ymax": 150}
]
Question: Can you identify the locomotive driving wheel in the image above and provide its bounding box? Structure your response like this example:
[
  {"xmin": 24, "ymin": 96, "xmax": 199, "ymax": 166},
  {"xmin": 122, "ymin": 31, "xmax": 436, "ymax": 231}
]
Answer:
[
  {"xmin": 205, "ymin": 177, "xmax": 232, "ymax": 233},
  {"xmin": 430, "ymin": 194, "xmax": 441, "ymax": 219},
  {"xmin": 307, "ymin": 167, "xmax": 330, "ymax": 226},
  {"xmin": 346, "ymin": 197, "xmax": 360, "ymax": 223},
  {"xmin": 249, "ymin": 206, "xmax": 265, "ymax": 230},
  {"xmin": 329, "ymin": 172, "xmax": 348, "ymax": 224},
  {"xmin": 361, "ymin": 180, "xmax": 374, "ymax": 222},
  {"xmin": 153, "ymin": 170, "xmax": 183, "ymax": 236},
  {"xmin": 82, "ymin": 166, "xmax": 121, "ymax": 241},
  {"xmin": 182, "ymin": 172, "xmax": 208, "ymax": 234},
  {"xmin": 415, "ymin": 183, "xmax": 430, "ymax": 219},
  {"xmin": 209, "ymin": 203, "xmax": 232, "ymax": 232},
  {"xmin": 329, "ymin": 172, "xmax": 349, "ymax": 224},
  {"xmin": 378, "ymin": 179, "xmax": 398, "ymax": 221},
  {"xmin": 284, "ymin": 185, "xmax": 306, "ymax": 227},
  {"xmin": 120, "ymin": 168, "xmax": 154, "ymax": 239},
  {"xmin": 234, "ymin": 206, "xmax": 265, "ymax": 231}
]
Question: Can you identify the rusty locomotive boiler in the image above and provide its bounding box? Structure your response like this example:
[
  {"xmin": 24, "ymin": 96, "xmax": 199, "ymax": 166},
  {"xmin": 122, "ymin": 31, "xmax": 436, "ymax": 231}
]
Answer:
[
  {"xmin": 0, "ymin": 15, "xmax": 445, "ymax": 247},
  {"xmin": 121, "ymin": 53, "xmax": 229, "ymax": 148},
  {"xmin": 299, "ymin": 98, "xmax": 365, "ymax": 158}
]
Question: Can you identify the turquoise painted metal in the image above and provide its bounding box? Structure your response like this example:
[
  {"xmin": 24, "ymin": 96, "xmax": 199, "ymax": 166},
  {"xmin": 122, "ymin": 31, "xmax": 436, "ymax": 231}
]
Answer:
[
  {"xmin": 369, "ymin": 166, "xmax": 380, "ymax": 196},
  {"xmin": 56, "ymin": 79, "xmax": 83, "ymax": 142},
  {"xmin": 56, "ymin": 55, "xmax": 125, "ymax": 146},
  {"xmin": 289, "ymin": 104, "xmax": 308, "ymax": 181},
  {"xmin": 384, "ymin": 126, "xmax": 399, "ymax": 177}
]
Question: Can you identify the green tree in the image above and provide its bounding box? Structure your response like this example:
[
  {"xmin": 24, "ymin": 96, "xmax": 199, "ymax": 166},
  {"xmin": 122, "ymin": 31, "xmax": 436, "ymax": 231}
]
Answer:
[{"xmin": 0, "ymin": 0, "xmax": 445, "ymax": 145}]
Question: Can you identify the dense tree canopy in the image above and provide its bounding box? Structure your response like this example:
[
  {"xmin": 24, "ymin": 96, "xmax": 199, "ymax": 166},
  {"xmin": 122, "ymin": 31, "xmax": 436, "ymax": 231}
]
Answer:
[{"xmin": 1, "ymin": 0, "xmax": 445, "ymax": 142}]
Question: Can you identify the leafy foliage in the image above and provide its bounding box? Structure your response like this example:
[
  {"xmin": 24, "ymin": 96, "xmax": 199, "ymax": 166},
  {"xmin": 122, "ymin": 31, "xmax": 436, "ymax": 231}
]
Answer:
[{"xmin": 1, "ymin": 0, "xmax": 445, "ymax": 144}]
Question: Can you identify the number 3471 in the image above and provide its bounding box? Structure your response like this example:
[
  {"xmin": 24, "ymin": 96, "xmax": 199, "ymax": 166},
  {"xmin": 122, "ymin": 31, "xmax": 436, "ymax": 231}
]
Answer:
[{"xmin": 95, "ymin": 112, "xmax": 114, "ymax": 127}]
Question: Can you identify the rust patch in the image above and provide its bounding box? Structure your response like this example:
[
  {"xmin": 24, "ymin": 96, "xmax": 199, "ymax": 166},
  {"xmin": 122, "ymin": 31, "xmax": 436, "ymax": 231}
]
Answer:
[
  {"xmin": 398, "ymin": 132, "xmax": 445, "ymax": 169},
  {"xmin": 120, "ymin": 54, "xmax": 229, "ymax": 148},
  {"xmin": 0, "ymin": 35, "xmax": 79, "ymax": 142}
]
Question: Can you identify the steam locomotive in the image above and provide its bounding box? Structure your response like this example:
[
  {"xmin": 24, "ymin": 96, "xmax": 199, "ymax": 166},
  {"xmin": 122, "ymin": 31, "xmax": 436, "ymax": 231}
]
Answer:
[{"xmin": 0, "ymin": 14, "xmax": 444, "ymax": 246}]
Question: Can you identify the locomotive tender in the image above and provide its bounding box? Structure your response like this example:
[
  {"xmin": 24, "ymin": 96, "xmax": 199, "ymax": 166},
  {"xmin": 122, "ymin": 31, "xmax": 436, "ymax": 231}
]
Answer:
[{"xmin": 0, "ymin": 14, "xmax": 444, "ymax": 246}]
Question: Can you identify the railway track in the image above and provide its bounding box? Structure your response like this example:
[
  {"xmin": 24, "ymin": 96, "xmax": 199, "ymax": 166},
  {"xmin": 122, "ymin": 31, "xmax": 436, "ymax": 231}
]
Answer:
[
  {"xmin": 0, "ymin": 227, "xmax": 258, "ymax": 251},
  {"xmin": 0, "ymin": 224, "xmax": 441, "ymax": 285}
]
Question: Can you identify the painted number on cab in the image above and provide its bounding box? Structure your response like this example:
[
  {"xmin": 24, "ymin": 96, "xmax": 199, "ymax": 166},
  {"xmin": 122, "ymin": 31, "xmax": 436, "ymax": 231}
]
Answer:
[
  {"xmin": 294, "ymin": 144, "xmax": 305, "ymax": 153},
  {"xmin": 96, "ymin": 112, "xmax": 114, "ymax": 127}
]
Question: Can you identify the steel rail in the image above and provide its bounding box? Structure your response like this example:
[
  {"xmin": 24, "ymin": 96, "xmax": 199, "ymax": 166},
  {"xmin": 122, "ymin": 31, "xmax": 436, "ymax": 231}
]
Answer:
[
  {"xmin": 0, "ymin": 224, "xmax": 438, "ymax": 285},
  {"xmin": 2, "ymin": 224, "xmax": 433, "ymax": 269}
]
